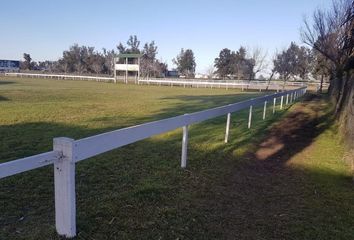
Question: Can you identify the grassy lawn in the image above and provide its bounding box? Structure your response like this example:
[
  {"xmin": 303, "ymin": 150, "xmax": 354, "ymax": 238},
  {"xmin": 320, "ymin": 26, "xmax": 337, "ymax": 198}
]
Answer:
[{"xmin": 0, "ymin": 77, "xmax": 352, "ymax": 239}]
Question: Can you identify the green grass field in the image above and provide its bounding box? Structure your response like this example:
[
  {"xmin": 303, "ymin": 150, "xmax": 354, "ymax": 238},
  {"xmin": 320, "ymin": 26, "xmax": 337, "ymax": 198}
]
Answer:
[{"xmin": 0, "ymin": 77, "xmax": 353, "ymax": 239}]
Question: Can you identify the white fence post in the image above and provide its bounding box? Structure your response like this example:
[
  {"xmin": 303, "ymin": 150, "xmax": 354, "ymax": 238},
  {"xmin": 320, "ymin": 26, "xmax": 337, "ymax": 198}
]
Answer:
[
  {"xmin": 53, "ymin": 137, "xmax": 77, "ymax": 238},
  {"xmin": 280, "ymin": 96, "xmax": 284, "ymax": 110},
  {"xmin": 273, "ymin": 98, "xmax": 276, "ymax": 114},
  {"xmin": 248, "ymin": 105, "xmax": 252, "ymax": 129},
  {"xmin": 286, "ymin": 94, "xmax": 289, "ymax": 105},
  {"xmin": 181, "ymin": 125, "xmax": 189, "ymax": 168},
  {"xmin": 224, "ymin": 113, "xmax": 231, "ymax": 143},
  {"xmin": 290, "ymin": 93, "xmax": 293, "ymax": 104},
  {"xmin": 263, "ymin": 101, "xmax": 267, "ymax": 120}
]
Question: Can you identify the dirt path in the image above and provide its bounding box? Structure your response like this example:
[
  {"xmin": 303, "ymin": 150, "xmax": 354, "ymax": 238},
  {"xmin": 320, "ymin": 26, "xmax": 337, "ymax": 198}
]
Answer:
[{"xmin": 191, "ymin": 94, "xmax": 353, "ymax": 239}]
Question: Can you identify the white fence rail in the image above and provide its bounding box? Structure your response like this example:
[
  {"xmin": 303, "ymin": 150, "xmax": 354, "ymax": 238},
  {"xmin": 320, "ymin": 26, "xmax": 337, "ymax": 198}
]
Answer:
[
  {"xmin": 5, "ymin": 72, "xmax": 115, "ymax": 82},
  {"xmin": 139, "ymin": 78, "xmax": 306, "ymax": 91},
  {"xmin": 0, "ymin": 87, "xmax": 307, "ymax": 238}
]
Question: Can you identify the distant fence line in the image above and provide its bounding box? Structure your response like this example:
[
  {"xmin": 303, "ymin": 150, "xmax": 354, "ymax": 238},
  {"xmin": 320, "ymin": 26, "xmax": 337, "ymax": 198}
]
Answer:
[
  {"xmin": 139, "ymin": 78, "xmax": 307, "ymax": 91},
  {"xmin": 4, "ymin": 72, "xmax": 326, "ymax": 91},
  {"xmin": 0, "ymin": 86, "xmax": 306, "ymax": 238},
  {"xmin": 5, "ymin": 72, "xmax": 115, "ymax": 82}
]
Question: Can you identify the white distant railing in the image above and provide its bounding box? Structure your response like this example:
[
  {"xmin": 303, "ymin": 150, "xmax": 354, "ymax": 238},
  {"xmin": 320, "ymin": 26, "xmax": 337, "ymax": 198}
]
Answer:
[
  {"xmin": 5, "ymin": 72, "xmax": 115, "ymax": 82},
  {"xmin": 139, "ymin": 78, "xmax": 307, "ymax": 91},
  {"xmin": 0, "ymin": 87, "xmax": 307, "ymax": 238}
]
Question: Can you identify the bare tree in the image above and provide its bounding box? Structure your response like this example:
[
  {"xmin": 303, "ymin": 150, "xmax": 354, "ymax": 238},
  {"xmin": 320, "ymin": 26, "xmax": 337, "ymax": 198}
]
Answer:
[
  {"xmin": 266, "ymin": 52, "xmax": 278, "ymax": 90},
  {"xmin": 312, "ymin": 50, "xmax": 333, "ymax": 93},
  {"xmin": 205, "ymin": 64, "xmax": 215, "ymax": 79},
  {"xmin": 102, "ymin": 48, "xmax": 116, "ymax": 76},
  {"xmin": 301, "ymin": 0, "xmax": 353, "ymax": 113},
  {"xmin": 248, "ymin": 47, "xmax": 268, "ymax": 78},
  {"xmin": 91, "ymin": 53, "xmax": 105, "ymax": 75}
]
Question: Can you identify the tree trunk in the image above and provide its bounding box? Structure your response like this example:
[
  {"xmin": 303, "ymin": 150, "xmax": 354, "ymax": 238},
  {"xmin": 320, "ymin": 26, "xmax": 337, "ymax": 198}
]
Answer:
[
  {"xmin": 338, "ymin": 72, "xmax": 354, "ymax": 182},
  {"xmin": 335, "ymin": 72, "xmax": 349, "ymax": 115},
  {"xmin": 319, "ymin": 74, "xmax": 324, "ymax": 93},
  {"xmin": 329, "ymin": 68, "xmax": 343, "ymax": 103},
  {"xmin": 266, "ymin": 71, "xmax": 275, "ymax": 91}
]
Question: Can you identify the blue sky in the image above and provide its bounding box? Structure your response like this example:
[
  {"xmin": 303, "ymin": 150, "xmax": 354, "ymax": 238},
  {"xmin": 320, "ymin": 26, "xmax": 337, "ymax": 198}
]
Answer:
[{"xmin": 1, "ymin": 0, "xmax": 331, "ymax": 73}]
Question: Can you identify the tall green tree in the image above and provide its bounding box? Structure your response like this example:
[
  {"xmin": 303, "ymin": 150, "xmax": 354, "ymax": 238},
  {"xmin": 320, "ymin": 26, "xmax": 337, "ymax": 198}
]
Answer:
[
  {"xmin": 173, "ymin": 49, "xmax": 196, "ymax": 78},
  {"xmin": 214, "ymin": 47, "xmax": 255, "ymax": 79},
  {"xmin": 233, "ymin": 46, "xmax": 255, "ymax": 80},
  {"xmin": 22, "ymin": 53, "xmax": 32, "ymax": 70},
  {"xmin": 214, "ymin": 48, "xmax": 233, "ymax": 78},
  {"xmin": 272, "ymin": 42, "xmax": 313, "ymax": 86},
  {"xmin": 102, "ymin": 48, "xmax": 117, "ymax": 75},
  {"xmin": 141, "ymin": 41, "xmax": 159, "ymax": 77},
  {"xmin": 117, "ymin": 35, "xmax": 141, "ymax": 54},
  {"xmin": 296, "ymin": 46, "xmax": 313, "ymax": 80},
  {"xmin": 272, "ymin": 45, "xmax": 294, "ymax": 88}
]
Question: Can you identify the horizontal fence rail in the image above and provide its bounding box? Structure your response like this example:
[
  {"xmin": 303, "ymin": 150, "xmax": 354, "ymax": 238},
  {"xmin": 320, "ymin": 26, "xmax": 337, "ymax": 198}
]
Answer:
[
  {"xmin": 0, "ymin": 87, "xmax": 307, "ymax": 238},
  {"xmin": 5, "ymin": 72, "xmax": 115, "ymax": 82},
  {"xmin": 142, "ymin": 77, "xmax": 309, "ymax": 85},
  {"xmin": 138, "ymin": 78, "xmax": 307, "ymax": 91},
  {"xmin": 0, "ymin": 151, "xmax": 60, "ymax": 178}
]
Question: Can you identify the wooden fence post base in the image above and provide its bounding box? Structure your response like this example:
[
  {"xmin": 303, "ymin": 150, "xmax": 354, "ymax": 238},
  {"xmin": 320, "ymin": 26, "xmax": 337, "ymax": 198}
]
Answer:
[
  {"xmin": 181, "ymin": 125, "xmax": 189, "ymax": 168},
  {"xmin": 280, "ymin": 96, "xmax": 284, "ymax": 110},
  {"xmin": 263, "ymin": 101, "xmax": 267, "ymax": 120},
  {"xmin": 248, "ymin": 105, "xmax": 253, "ymax": 129},
  {"xmin": 225, "ymin": 113, "xmax": 231, "ymax": 143},
  {"xmin": 53, "ymin": 137, "xmax": 77, "ymax": 238},
  {"xmin": 286, "ymin": 94, "xmax": 289, "ymax": 105}
]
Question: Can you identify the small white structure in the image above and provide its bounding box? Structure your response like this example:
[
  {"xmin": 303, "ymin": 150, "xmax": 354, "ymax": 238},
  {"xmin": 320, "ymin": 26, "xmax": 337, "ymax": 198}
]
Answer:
[
  {"xmin": 114, "ymin": 53, "xmax": 142, "ymax": 84},
  {"xmin": 195, "ymin": 73, "xmax": 208, "ymax": 79}
]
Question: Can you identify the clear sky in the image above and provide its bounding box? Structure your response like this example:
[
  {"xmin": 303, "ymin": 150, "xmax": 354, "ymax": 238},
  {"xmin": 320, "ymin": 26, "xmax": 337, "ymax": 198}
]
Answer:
[{"xmin": 1, "ymin": 0, "xmax": 332, "ymax": 73}]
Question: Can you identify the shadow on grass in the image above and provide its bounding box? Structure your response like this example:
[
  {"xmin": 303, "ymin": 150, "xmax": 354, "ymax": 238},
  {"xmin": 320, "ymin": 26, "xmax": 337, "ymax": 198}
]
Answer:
[
  {"xmin": 0, "ymin": 94, "xmax": 353, "ymax": 239},
  {"xmin": 152, "ymin": 92, "xmax": 268, "ymax": 120},
  {"xmin": 0, "ymin": 80, "xmax": 15, "ymax": 85},
  {"xmin": 0, "ymin": 96, "xmax": 8, "ymax": 101},
  {"xmin": 192, "ymin": 94, "xmax": 353, "ymax": 239}
]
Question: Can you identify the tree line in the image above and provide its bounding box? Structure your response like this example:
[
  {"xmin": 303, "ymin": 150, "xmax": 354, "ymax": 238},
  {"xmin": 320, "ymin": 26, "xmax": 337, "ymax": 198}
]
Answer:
[{"xmin": 20, "ymin": 40, "xmax": 324, "ymax": 84}]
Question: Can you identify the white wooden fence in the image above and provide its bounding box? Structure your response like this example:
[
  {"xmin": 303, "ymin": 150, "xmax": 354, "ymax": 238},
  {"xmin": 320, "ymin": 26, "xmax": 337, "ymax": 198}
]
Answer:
[
  {"xmin": 0, "ymin": 87, "xmax": 306, "ymax": 238},
  {"xmin": 139, "ymin": 78, "xmax": 306, "ymax": 91},
  {"xmin": 5, "ymin": 72, "xmax": 115, "ymax": 82}
]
